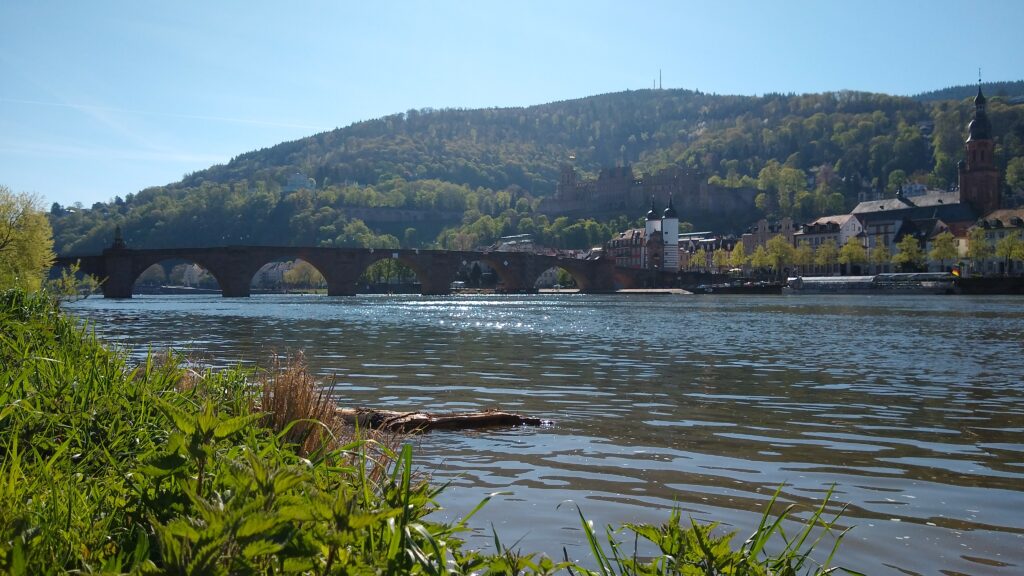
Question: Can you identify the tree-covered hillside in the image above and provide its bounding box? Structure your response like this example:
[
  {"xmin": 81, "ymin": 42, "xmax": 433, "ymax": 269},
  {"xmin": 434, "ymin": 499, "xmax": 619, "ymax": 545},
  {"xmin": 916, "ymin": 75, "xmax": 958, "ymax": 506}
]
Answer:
[
  {"xmin": 51, "ymin": 87, "xmax": 1024, "ymax": 255},
  {"xmin": 913, "ymin": 81, "xmax": 1024, "ymax": 102}
]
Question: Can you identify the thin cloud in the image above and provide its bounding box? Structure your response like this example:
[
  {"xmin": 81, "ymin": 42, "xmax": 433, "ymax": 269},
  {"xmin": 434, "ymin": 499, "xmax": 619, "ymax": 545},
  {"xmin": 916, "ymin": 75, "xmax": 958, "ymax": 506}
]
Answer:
[
  {"xmin": 0, "ymin": 97, "xmax": 324, "ymax": 131},
  {"xmin": 0, "ymin": 140, "xmax": 226, "ymax": 164}
]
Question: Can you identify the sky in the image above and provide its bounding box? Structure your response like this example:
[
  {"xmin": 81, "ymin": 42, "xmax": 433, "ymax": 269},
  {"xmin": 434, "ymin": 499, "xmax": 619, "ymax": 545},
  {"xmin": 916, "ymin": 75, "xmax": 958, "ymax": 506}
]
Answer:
[{"xmin": 2, "ymin": 0, "xmax": 1023, "ymax": 208}]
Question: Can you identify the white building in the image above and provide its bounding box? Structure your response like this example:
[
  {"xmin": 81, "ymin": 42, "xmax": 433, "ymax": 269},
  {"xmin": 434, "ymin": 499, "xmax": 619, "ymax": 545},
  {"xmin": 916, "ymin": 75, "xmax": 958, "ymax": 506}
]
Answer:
[
  {"xmin": 607, "ymin": 196, "xmax": 681, "ymax": 272},
  {"xmin": 793, "ymin": 214, "xmax": 864, "ymax": 249},
  {"xmin": 661, "ymin": 195, "xmax": 680, "ymax": 272}
]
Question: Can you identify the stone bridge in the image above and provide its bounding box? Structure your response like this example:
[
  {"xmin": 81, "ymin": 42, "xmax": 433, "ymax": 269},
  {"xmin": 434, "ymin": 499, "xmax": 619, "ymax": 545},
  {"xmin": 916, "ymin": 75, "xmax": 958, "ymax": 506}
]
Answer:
[{"xmin": 55, "ymin": 243, "xmax": 632, "ymax": 298}]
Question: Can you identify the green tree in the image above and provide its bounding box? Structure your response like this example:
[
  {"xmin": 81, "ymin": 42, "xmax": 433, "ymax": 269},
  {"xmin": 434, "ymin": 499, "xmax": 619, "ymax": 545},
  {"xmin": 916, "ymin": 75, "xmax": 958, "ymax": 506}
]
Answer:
[
  {"xmin": 814, "ymin": 239, "xmax": 839, "ymax": 275},
  {"xmin": 1006, "ymin": 156, "xmax": 1024, "ymax": 195},
  {"xmin": 555, "ymin": 268, "xmax": 575, "ymax": 287},
  {"xmin": 1014, "ymin": 235, "xmax": 1024, "ymax": 270},
  {"xmin": 757, "ymin": 162, "xmax": 809, "ymax": 219},
  {"xmin": 729, "ymin": 240, "xmax": 747, "ymax": 269},
  {"xmin": 886, "ymin": 169, "xmax": 908, "ymax": 194},
  {"xmin": 137, "ymin": 264, "xmax": 167, "ymax": 286},
  {"xmin": 837, "ymin": 238, "xmax": 867, "ymax": 275},
  {"xmin": 995, "ymin": 233, "xmax": 1023, "ymax": 274},
  {"xmin": 0, "ymin": 185, "xmax": 54, "ymax": 291},
  {"xmin": 776, "ymin": 167, "xmax": 808, "ymax": 219},
  {"xmin": 766, "ymin": 235, "xmax": 795, "ymax": 277},
  {"xmin": 283, "ymin": 260, "xmax": 326, "ymax": 289},
  {"xmin": 755, "ymin": 160, "xmax": 781, "ymax": 216},
  {"xmin": 928, "ymin": 231, "xmax": 958, "ymax": 272},
  {"xmin": 869, "ymin": 237, "xmax": 891, "ymax": 273},
  {"xmin": 749, "ymin": 245, "xmax": 771, "ymax": 270},
  {"xmin": 712, "ymin": 247, "xmax": 730, "ymax": 272},
  {"xmin": 966, "ymin": 227, "xmax": 993, "ymax": 275},
  {"xmin": 793, "ymin": 241, "xmax": 814, "ymax": 275},
  {"xmin": 691, "ymin": 247, "xmax": 708, "ymax": 271},
  {"xmin": 892, "ymin": 235, "xmax": 925, "ymax": 271}
]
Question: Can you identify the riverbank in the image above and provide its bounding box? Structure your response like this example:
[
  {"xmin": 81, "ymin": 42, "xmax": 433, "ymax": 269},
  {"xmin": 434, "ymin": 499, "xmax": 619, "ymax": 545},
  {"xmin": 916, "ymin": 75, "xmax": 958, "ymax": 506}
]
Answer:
[
  {"xmin": 0, "ymin": 290, "xmax": 454, "ymax": 573},
  {"xmin": 2, "ymin": 290, "xmax": 854, "ymax": 574}
]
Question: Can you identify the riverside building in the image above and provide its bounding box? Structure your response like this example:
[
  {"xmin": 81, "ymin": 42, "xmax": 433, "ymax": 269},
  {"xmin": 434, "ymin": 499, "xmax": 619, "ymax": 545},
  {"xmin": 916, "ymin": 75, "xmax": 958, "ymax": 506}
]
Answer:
[{"xmin": 606, "ymin": 196, "xmax": 680, "ymax": 272}]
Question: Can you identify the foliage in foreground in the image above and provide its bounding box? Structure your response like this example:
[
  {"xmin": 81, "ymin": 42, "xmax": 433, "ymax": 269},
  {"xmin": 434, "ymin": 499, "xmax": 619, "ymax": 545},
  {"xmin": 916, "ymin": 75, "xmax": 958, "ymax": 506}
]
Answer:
[
  {"xmin": 0, "ymin": 289, "xmax": 857, "ymax": 574},
  {"xmin": 0, "ymin": 185, "xmax": 54, "ymax": 292}
]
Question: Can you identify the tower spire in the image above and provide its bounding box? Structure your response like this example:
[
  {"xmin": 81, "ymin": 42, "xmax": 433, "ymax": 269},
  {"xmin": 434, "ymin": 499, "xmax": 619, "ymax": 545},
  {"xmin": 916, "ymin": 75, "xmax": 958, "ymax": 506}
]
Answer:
[
  {"xmin": 663, "ymin": 192, "xmax": 678, "ymax": 219},
  {"xmin": 646, "ymin": 195, "xmax": 659, "ymax": 221},
  {"xmin": 112, "ymin": 225, "xmax": 126, "ymax": 249}
]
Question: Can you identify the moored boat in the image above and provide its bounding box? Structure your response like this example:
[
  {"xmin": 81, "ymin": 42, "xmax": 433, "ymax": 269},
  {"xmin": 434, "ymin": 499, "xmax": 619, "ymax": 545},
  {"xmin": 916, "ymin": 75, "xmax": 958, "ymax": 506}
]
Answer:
[{"xmin": 784, "ymin": 272, "xmax": 956, "ymax": 295}]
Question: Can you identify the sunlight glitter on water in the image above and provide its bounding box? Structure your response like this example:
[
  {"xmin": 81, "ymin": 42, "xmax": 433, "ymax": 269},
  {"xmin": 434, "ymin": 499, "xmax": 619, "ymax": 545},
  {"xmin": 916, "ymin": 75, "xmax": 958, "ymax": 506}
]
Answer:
[{"xmin": 68, "ymin": 293, "xmax": 1024, "ymax": 575}]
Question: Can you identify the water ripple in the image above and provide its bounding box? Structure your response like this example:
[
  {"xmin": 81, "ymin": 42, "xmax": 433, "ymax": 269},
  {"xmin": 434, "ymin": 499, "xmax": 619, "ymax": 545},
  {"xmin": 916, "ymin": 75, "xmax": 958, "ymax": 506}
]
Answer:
[{"xmin": 68, "ymin": 293, "xmax": 1024, "ymax": 575}]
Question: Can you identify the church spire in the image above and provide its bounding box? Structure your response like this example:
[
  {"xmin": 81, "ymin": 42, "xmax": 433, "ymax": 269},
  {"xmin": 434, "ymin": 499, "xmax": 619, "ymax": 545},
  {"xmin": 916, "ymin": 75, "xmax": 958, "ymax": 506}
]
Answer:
[{"xmin": 967, "ymin": 83, "xmax": 992, "ymax": 142}]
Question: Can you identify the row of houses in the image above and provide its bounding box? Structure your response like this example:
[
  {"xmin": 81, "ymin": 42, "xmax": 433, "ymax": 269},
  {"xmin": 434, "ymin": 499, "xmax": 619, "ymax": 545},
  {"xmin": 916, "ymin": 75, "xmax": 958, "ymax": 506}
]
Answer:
[
  {"xmin": 771, "ymin": 87, "xmax": 1020, "ymax": 275},
  {"xmin": 604, "ymin": 86, "xmax": 1024, "ymax": 277}
]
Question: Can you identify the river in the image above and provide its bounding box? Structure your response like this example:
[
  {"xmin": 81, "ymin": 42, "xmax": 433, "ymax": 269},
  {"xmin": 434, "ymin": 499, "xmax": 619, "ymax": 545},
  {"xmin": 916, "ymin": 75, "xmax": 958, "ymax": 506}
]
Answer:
[{"xmin": 66, "ymin": 293, "xmax": 1024, "ymax": 575}]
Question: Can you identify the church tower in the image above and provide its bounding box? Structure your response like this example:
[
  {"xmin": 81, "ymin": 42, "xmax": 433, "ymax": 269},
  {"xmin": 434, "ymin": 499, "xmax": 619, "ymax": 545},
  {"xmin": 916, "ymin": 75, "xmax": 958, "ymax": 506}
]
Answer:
[
  {"xmin": 959, "ymin": 86, "xmax": 1001, "ymax": 216},
  {"xmin": 662, "ymin": 194, "xmax": 680, "ymax": 272}
]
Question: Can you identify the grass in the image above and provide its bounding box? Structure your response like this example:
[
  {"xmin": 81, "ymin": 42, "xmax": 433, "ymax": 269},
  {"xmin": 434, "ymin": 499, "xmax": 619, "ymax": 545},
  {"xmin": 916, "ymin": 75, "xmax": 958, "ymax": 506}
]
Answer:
[{"xmin": 0, "ymin": 288, "xmax": 859, "ymax": 574}]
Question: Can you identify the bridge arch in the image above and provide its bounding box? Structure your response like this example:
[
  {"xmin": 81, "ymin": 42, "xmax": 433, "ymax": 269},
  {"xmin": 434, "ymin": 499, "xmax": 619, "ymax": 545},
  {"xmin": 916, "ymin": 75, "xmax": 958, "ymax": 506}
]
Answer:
[
  {"xmin": 473, "ymin": 254, "xmax": 528, "ymax": 292},
  {"xmin": 354, "ymin": 249, "xmax": 459, "ymax": 295},
  {"xmin": 543, "ymin": 260, "xmax": 595, "ymax": 292},
  {"xmin": 230, "ymin": 249, "xmax": 362, "ymax": 296},
  {"xmin": 130, "ymin": 257, "xmax": 227, "ymax": 295},
  {"xmin": 60, "ymin": 245, "xmax": 618, "ymax": 298},
  {"xmin": 531, "ymin": 265, "xmax": 583, "ymax": 290},
  {"xmin": 356, "ymin": 252, "xmax": 421, "ymax": 293},
  {"xmin": 249, "ymin": 257, "xmax": 327, "ymax": 292},
  {"xmin": 468, "ymin": 253, "xmax": 597, "ymax": 293}
]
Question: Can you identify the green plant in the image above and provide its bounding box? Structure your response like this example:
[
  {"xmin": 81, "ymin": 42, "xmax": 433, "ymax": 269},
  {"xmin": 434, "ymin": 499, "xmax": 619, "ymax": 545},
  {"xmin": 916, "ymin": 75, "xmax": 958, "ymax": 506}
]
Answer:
[
  {"xmin": 562, "ymin": 485, "xmax": 860, "ymax": 576},
  {"xmin": 0, "ymin": 289, "xmax": 859, "ymax": 574}
]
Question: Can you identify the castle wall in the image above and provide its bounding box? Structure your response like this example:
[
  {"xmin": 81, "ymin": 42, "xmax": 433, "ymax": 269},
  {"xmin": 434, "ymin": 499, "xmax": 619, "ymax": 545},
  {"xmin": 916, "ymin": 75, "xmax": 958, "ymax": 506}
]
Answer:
[{"xmin": 540, "ymin": 165, "xmax": 758, "ymax": 231}]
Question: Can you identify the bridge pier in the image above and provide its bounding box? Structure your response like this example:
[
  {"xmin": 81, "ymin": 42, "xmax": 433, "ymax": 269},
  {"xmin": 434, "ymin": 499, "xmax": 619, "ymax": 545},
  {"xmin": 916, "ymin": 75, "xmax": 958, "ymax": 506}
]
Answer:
[
  {"xmin": 408, "ymin": 254, "xmax": 459, "ymax": 295},
  {"xmin": 312, "ymin": 253, "xmax": 365, "ymax": 296},
  {"xmin": 218, "ymin": 276, "xmax": 251, "ymax": 298},
  {"xmin": 324, "ymin": 270, "xmax": 361, "ymax": 296},
  {"xmin": 100, "ymin": 249, "xmax": 135, "ymax": 298}
]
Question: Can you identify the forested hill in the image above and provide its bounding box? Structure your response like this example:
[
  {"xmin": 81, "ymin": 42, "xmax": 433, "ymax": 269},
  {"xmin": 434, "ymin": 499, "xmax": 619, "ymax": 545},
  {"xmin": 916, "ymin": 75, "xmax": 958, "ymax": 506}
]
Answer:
[
  {"xmin": 51, "ymin": 86, "xmax": 1024, "ymax": 255},
  {"xmin": 174, "ymin": 89, "xmax": 944, "ymax": 194},
  {"xmin": 912, "ymin": 81, "xmax": 1024, "ymax": 102}
]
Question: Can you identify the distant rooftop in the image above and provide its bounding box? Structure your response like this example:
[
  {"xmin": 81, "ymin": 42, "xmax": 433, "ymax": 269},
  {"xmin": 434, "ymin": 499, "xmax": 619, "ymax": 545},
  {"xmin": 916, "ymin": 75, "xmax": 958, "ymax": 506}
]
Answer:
[{"xmin": 852, "ymin": 191, "xmax": 960, "ymax": 214}]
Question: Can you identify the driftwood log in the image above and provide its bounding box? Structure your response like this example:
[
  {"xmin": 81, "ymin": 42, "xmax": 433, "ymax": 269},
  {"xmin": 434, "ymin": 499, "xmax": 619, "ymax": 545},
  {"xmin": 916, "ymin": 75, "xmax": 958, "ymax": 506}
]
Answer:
[{"xmin": 337, "ymin": 407, "xmax": 544, "ymax": 433}]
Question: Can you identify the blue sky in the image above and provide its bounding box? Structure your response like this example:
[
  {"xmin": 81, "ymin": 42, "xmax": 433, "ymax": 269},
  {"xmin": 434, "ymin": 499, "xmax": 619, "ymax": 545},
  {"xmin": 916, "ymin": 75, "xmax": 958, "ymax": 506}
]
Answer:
[{"xmin": 2, "ymin": 0, "xmax": 1022, "ymax": 207}]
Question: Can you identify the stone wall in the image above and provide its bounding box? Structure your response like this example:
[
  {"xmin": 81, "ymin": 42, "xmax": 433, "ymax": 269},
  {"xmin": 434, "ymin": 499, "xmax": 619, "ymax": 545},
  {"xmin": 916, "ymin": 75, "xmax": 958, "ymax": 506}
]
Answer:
[{"xmin": 539, "ymin": 164, "xmax": 759, "ymax": 231}]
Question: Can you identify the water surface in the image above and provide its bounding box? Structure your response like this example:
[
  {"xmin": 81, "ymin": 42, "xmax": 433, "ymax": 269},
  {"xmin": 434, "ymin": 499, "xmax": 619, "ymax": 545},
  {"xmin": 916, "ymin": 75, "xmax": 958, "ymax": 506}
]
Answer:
[{"xmin": 68, "ymin": 294, "xmax": 1024, "ymax": 575}]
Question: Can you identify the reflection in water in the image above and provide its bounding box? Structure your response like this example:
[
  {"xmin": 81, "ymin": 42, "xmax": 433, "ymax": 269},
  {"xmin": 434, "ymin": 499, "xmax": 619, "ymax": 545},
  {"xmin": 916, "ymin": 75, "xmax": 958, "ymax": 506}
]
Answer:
[{"xmin": 68, "ymin": 294, "xmax": 1024, "ymax": 575}]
